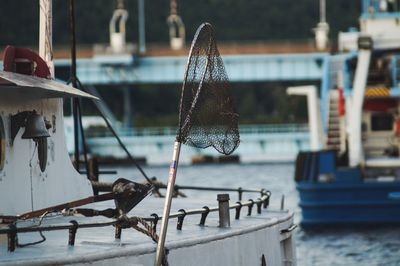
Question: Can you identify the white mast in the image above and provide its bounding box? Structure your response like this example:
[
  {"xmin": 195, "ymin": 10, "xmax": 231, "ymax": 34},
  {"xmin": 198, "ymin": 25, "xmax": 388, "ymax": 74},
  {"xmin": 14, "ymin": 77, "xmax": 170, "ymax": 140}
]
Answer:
[
  {"xmin": 348, "ymin": 47, "xmax": 372, "ymax": 167},
  {"xmin": 39, "ymin": 0, "xmax": 54, "ymax": 78},
  {"xmin": 314, "ymin": 0, "xmax": 329, "ymax": 51}
]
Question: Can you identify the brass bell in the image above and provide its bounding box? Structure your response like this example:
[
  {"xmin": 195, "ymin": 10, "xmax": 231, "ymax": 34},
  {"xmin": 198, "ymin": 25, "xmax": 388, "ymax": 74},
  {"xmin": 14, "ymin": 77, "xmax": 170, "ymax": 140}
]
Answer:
[{"xmin": 22, "ymin": 112, "xmax": 50, "ymax": 140}]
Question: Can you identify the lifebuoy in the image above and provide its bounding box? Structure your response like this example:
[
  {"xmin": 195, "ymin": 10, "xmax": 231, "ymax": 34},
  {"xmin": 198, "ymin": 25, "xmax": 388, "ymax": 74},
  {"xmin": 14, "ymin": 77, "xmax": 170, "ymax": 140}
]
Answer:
[{"xmin": 2, "ymin": 45, "xmax": 51, "ymax": 79}]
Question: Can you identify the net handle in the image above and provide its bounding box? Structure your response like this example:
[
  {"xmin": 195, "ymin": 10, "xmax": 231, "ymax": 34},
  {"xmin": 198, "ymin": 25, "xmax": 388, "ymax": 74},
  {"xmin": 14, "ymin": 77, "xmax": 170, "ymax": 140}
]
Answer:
[
  {"xmin": 177, "ymin": 23, "xmax": 214, "ymax": 141},
  {"xmin": 156, "ymin": 23, "xmax": 214, "ymax": 266}
]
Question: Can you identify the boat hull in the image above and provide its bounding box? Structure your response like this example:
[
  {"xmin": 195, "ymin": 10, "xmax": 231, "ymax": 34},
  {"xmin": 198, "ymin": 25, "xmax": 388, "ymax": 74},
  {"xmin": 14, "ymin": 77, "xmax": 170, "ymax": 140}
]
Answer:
[
  {"xmin": 298, "ymin": 182, "xmax": 400, "ymax": 225},
  {"xmin": 295, "ymin": 150, "xmax": 400, "ymax": 225},
  {"xmin": 0, "ymin": 198, "xmax": 296, "ymax": 266}
]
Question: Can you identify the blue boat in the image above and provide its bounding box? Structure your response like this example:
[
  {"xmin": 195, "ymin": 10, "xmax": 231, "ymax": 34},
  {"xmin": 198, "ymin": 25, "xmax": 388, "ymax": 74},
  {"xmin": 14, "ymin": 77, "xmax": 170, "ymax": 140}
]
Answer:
[{"xmin": 292, "ymin": 0, "xmax": 400, "ymax": 225}]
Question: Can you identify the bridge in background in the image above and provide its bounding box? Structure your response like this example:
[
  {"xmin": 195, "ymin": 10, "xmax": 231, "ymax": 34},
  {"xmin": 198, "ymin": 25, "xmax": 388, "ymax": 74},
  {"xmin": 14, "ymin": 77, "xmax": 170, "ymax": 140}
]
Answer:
[
  {"xmin": 54, "ymin": 52, "xmax": 319, "ymax": 164},
  {"xmin": 54, "ymin": 53, "xmax": 327, "ymax": 85},
  {"xmin": 78, "ymin": 124, "xmax": 310, "ymax": 165}
]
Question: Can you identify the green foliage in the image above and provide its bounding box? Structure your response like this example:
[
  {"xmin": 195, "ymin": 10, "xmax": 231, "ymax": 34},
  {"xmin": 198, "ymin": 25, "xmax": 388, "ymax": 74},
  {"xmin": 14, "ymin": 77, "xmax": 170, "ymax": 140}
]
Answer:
[
  {"xmin": 1, "ymin": 0, "xmax": 359, "ymax": 46},
  {"xmin": 87, "ymin": 82, "xmax": 311, "ymax": 127}
]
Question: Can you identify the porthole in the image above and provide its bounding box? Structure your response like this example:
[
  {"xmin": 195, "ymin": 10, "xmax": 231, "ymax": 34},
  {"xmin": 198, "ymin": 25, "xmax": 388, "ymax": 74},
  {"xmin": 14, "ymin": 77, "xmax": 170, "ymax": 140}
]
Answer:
[{"xmin": 0, "ymin": 116, "xmax": 5, "ymax": 171}]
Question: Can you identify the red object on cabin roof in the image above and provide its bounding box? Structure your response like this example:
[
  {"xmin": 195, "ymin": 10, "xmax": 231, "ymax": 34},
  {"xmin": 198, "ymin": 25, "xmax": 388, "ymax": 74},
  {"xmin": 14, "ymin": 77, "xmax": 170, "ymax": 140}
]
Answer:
[
  {"xmin": 338, "ymin": 87, "xmax": 345, "ymax": 116},
  {"xmin": 2, "ymin": 46, "xmax": 51, "ymax": 79},
  {"xmin": 364, "ymin": 99, "xmax": 397, "ymax": 112}
]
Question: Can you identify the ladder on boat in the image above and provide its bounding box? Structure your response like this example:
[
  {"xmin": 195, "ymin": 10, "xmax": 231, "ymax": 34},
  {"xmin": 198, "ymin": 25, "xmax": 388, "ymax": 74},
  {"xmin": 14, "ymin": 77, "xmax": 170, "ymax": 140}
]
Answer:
[{"xmin": 326, "ymin": 89, "xmax": 345, "ymax": 153}]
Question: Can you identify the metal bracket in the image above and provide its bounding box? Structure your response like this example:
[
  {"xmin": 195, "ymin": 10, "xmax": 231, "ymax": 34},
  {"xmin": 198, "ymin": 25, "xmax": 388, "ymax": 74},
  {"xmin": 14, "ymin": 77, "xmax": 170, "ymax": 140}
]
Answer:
[
  {"xmin": 247, "ymin": 199, "xmax": 254, "ymax": 216},
  {"xmin": 238, "ymin": 187, "xmax": 243, "ymax": 201},
  {"xmin": 256, "ymin": 199, "xmax": 262, "ymax": 214},
  {"xmin": 176, "ymin": 209, "xmax": 186, "ymax": 230},
  {"xmin": 10, "ymin": 111, "xmax": 31, "ymax": 145},
  {"xmin": 7, "ymin": 223, "xmax": 17, "ymax": 252},
  {"xmin": 68, "ymin": 220, "xmax": 78, "ymax": 246},
  {"xmin": 235, "ymin": 202, "xmax": 242, "ymax": 220},
  {"xmin": 281, "ymin": 224, "xmax": 297, "ymax": 234},
  {"xmin": 263, "ymin": 191, "xmax": 271, "ymax": 209},
  {"xmin": 115, "ymin": 224, "xmax": 122, "ymax": 240},
  {"xmin": 151, "ymin": 213, "xmax": 159, "ymax": 232},
  {"xmin": 199, "ymin": 206, "xmax": 210, "ymax": 226}
]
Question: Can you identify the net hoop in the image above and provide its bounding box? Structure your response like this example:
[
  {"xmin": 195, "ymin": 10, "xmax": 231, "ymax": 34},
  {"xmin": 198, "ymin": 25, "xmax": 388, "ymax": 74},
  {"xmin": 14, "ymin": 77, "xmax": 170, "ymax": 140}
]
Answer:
[{"xmin": 177, "ymin": 22, "xmax": 213, "ymax": 141}]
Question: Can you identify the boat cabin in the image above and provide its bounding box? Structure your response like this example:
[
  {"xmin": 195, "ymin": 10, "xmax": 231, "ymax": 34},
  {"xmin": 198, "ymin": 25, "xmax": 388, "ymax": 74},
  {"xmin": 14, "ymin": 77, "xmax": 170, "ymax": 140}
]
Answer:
[{"xmin": 0, "ymin": 47, "xmax": 96, "ymax": 216}]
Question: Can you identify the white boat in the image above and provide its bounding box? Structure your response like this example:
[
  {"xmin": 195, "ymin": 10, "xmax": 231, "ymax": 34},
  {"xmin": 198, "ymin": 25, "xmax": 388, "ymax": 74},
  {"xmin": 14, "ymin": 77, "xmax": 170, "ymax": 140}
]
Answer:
[
  {"xmin": 290, "ymin": 0, "xmax": 400, "ymax": 226},
  {"xmin": 0, "ymin": 1, "xmax": 296, "ymax": 265}
]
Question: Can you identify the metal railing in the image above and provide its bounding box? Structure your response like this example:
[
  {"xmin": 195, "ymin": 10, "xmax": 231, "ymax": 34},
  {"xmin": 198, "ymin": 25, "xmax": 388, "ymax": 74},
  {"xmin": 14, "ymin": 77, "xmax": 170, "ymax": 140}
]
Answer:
[
  {"xmin": 0, "ymin": 189, "xmax": 271, "ymax": 252},
  {"xmin": 85, "ymin": 124, "xmax": 309, "ymax": 138}
]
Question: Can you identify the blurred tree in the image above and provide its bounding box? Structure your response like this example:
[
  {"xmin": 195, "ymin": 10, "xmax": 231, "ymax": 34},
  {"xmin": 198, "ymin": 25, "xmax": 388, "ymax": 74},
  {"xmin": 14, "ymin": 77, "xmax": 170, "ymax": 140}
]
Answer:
[
  {"xmin": 1, "ymin": 0, "xmax": 359, "ymax": 47},
  {"xmin": 0, "ymin": 0, "xmax": 356, "ymax": 126}
]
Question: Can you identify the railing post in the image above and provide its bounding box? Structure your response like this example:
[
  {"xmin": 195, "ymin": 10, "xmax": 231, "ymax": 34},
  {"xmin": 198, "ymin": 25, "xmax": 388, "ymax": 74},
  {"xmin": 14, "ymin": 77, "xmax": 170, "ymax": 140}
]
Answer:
[
  {"xmin": 235, "ymin": 201, "xmax": 242, "ymax": 220},
  {"xmin": 238, "ymin": 187, "xmax": 243, "ymax": 201},
  {"xmin": 68, "ymin": 220, "xmax": 78, "ymax": 246},
  {"xmin": 115, "ymin": 224, "xmax": 122, "ymax": 240},
  {"xmin": 256, "ymin": 199, "xmax": 262, "ymax": 214},
  {"xmin": 7, "ymin": 224, "xmax": 17, "ymax": 252},
  {"xmin": 151, "ymin": 213, "xmax": 159, "ymax": 232},
  {"xmin": 263, "ymin": 192, "xmax": 270, "ymax": 209},
  {"xmin": 217, "ymin": 194, "xmax": 230, "ymax": 228},
  {"xmin": 176, "ymin": 209, "xmax": 186, "ymax": 230},
  {"xmin": 199, "ymin": 206, "xmax": 210, "ymax": 226},
  {"xmin": 247, "ymin": 199, "xmax": 254, "ymax": 216}
]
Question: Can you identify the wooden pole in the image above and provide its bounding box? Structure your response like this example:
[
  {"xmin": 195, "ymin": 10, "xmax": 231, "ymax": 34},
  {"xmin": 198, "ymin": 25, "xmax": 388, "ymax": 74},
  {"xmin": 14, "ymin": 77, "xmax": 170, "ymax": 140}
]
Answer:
[{"xmin": 39, "ymin": 0, "xmax": 54, "ymax": 78}]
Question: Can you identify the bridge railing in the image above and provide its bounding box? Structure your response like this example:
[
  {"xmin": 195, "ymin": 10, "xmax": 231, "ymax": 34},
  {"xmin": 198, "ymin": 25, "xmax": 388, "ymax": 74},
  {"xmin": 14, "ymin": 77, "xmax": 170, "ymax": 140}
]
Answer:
[{"xmin": 85, "ymin": 123, "xmax": 309, "ymax": 138}]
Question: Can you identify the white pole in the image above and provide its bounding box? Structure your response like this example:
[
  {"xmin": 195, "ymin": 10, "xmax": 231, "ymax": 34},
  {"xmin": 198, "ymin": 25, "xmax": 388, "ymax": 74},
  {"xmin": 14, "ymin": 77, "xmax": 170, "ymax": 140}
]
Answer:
[
  {"xmin": 155, "ymin": 141, "xmax": 181, "ymax": 266},
  {"xmin": 287, "ymin": 86, "xmax": 323, "ymax": 151},
  {"xmin": 39, "ymin": 0, "xmax": 54, "ymax": 78},
  {"xmin": 348, "ymin": 48, "xmax": 371, "ymax": 166},
  {"xmin": 138, "ymin": 0, "xmax": 146, "ymax": 54},
  {"xmin": 320, "ymin": 0, "xmax": 326, "ymax": 23},
  {"xmin": 315, "ymin": 0, "xmax": 329, "ymax": 51}
]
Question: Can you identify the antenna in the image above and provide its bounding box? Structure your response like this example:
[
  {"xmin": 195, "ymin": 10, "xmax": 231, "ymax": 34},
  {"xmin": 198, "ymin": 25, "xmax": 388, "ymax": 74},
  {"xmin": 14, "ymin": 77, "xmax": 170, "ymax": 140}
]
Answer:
[
  {"xmin": 320, "ymin": 0, "xmax": 326, "ymax": 23},
  {"xmin": 138, "ymin": 0, "xmax": 146, "ymax": 53},
  {"xmin": 314, "ymin": 0, "xmax": 329, "ymax": 51}
]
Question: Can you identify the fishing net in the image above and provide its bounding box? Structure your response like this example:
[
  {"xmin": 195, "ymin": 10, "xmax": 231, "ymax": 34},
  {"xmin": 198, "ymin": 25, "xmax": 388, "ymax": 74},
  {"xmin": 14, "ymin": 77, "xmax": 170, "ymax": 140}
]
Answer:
[{"xmin": 177, "ymin": 23, "xmax": 240, "ymax": 155}]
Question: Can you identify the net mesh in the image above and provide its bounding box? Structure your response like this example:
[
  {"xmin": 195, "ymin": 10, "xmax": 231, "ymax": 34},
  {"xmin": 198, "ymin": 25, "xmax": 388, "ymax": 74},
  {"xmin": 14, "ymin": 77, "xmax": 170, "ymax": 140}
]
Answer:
[{"xmin": 177, "ymin": 23, "xmax": 240, "ymax": 155}]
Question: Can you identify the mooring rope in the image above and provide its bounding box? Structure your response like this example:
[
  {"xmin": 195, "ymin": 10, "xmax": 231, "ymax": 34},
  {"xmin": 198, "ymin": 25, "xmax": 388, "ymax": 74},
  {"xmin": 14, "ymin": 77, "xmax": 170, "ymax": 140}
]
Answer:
[
  {"xmin": 127, "ymin": 217, "xmax": 169, "ymax": 266},
  {"xmin": 130, "ymin": 216, "xmax": 159, "ymax": 242}
]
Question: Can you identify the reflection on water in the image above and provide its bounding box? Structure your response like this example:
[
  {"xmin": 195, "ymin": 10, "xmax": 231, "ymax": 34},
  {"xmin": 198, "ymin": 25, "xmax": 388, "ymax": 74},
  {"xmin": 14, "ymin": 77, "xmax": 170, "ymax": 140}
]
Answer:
[{"xmin": 102, "ymin": 163, "xmax": 400, "ymax": 266}]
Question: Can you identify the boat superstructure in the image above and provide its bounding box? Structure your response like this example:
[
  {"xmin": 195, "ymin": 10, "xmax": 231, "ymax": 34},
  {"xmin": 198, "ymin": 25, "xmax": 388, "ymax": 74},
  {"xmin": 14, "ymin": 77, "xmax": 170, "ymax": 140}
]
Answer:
[
  {"xmin": 292, "ymin": 0, "xmax": 400, "ymax": 225},
  {"xmin": 0, "ymin": 59, "xmax": 95, "ymax": 216},
  {"xmin": 0, "ymin": 1, "xmax": 296, "ymax": 265}
]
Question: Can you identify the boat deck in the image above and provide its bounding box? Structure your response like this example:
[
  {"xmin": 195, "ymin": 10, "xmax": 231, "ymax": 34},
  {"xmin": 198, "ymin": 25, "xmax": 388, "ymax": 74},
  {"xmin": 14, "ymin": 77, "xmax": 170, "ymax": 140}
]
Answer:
[{"xmin": 0, "ymin": 197, "xmax": 295, "ymax": 266}]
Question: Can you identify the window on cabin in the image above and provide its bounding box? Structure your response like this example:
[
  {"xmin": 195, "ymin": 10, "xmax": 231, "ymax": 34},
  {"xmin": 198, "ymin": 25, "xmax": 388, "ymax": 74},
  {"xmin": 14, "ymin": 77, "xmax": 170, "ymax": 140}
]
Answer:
[{"xmin": 371, "ymin": 113, "xmax": 393, "ymax": 131}]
